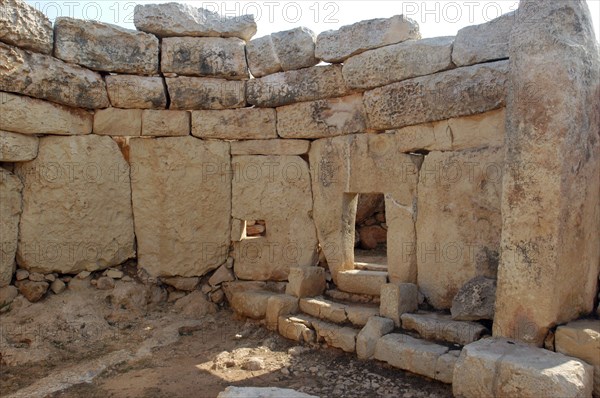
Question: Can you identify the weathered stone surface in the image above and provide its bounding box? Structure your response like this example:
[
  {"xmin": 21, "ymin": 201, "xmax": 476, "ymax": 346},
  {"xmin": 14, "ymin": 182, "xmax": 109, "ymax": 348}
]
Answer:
[
  {"xmin": 0, "ymin": 43, "xmax": 109, "ymax": 109},
  {"xmin": 356, "ymin": 316, "xmax": 394, "ymax": 360},
  {"xmin": 230, "ymin": 290, "xmax": 272, "ymax": 319},
  {"xmin": 401, "ymin": 312, "xmax": 489, "ymax": 346},
  {"xmin": 232, "ymin": 155, "xmax": 317, "ymax": 281},
  {"xmin": 130, "ymin": 137, "xmax": 230, "ymax": 277},
  {"xmin": 217, "ymin": 386, "xmax": 317, "ymax": 398},
  {"xmin": 15, "ymin": 135, "xmax": 135, "ymax": 274},
  {"xmin": 162, "ymin": 276, "xmax": 199, "ymax": 291},
  {"xmin": 346, "ymin": 305, "xmax": 379, "ymax": 327},
  {"xmin": 94, "ymin": 108, "xmax": 142, "ymax": 136},
  {"xmin": 0, "ymin": 92, "xmax": 93, "ymax": 135},
  {"xmin": 0, "ymin": 285, "xmax": 18, "ymax": 307},
  {"xmin": 230, "ymin": 140, "xmax": 310, "ymax": 156},
  {"xmin": 277, "ymin": 94, "xmax": 367, "ymax": 139},
  {"xmin": 364, "ymin": 60, "xmax": 508, "ymax": 130},
  {"xmin": 50, "ymin": 278, "xmax": 66, "ymax": 294},
  {"xmin": 278, "ymin": 315, "xmax": 314, "ymax": 343},
  {"xmin": 374, "ymin": 333, "xmax": 449, "ymax": 379},
  {"xmin": 247, "ymin": 28, "xmax": 317, "ymax": 78},
  {"xmin": 266, "ymin": 294, "xmax": 298, "ymax": 331},
  {"xmin": 54, "ymin": 18, "xmax": 159, "ymax": 75},
  {"xmin": 134, "ymin": 2, "xmax": 257, "ymax": 41},
  {"xmin": 0, "ymin": 0, "xmax": 53, "ymax": 54},
  {"xmin": 494, "ymin": 1, "xmax": 600, "ymax": 346},
  {"xmin": 453, "ymin": 12, "xmax": 515, "ymax": 67},
  {"xmin": 173, "ymin": 290, "xmax": 217, "ymax": 318},
  {"xmin": 436, "ymin": 351, "xmax": 460, "ymax": 384},
  {"xmin": 0, "ymin": 131, "xmax": 38, "ymax": 162},
  {"xmin": 451, "ymin": 276, "xmax": 496, "ymax": 321},
  {"xmin": 379, "ymin": 283, "xmax": 418, "ymax": 327},
  {"xmin": 312, "ymin": 318, "xmax": 358, "ymax": 353},
  {"xmin": 208, "ymin": 265, "xmax": 234, "ymax": 286},
  {"xmin": 342, "ymin": 36, "xmax": 454, "ymax": 90},
  {"xmin": 299, "ymin": 297, "xmax": 347, "ymax": 324},
  {"xmin": 105, "ymin": 75, "xmax": 167, "ymax": 109},
  {"xmin": 142, "ymin": 110, "xmax": 190, "ymax": 137},
  {"xmin": 316, "ymin": 15, "xmax": 420, "ymax": 63},
  {"xmin": 286, "ymin": 266, "xmax": 326, "ymax": 298},
  {"xmin": 337, "ymin": 270, "xmax": 387, "ymax": 296},
  {"xmin": 453, "ymin": 337, "xmax": 593, "ymax": 398},
  {"xmin": 417, "ymin": 147, "xmax": 503, "ymax": 309},
  {"xmin": 161, "ymin": 37, "xmax": 248, "ymax": 79},
  {"xmin": 167, "ymin": 77, "xmax": 245, "ymax": 110},
  {"xmin": 192, "ymin": 108, "xmax": 276, "ymax": 140},
  {"xmin": 15, "ymin": 280, "xmax": 48, "ymax": 302},
  {"xmin": 0, "ymin": 168, "xmax": 22, "ymax": 287},
  {"xmin": 246, "ymin": 65, "xmax": 349, "ymax": 108},
  {"xmin": 96, "ymin": 276, "xmax": 115, "ymax": 290}
]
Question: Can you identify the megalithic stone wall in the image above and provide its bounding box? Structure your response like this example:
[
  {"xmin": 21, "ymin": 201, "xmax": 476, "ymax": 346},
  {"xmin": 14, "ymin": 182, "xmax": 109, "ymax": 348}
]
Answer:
[{"xmin": 493, "ymin": 0, "xmax": 600, "ymax": 346}]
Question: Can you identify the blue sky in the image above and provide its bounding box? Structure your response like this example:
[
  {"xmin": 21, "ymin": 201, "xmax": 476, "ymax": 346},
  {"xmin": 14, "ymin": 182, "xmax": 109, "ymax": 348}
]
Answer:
[{"xmin": 26, "ymin": 0, "xmax": 600, "ymax": 42}]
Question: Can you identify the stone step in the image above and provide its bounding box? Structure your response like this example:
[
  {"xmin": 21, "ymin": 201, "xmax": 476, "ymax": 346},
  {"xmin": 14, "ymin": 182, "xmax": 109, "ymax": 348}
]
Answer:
[
  {"xmin": 400, "ymin": 312, "xmax": 489, "ymax": 346},
  {"xmin": 278, "ymin": 314, "xmax": 360, "ymax": 353},
  {"xmin": 298, "ymin": 296, "xmax": 379, "ymax": 327},
  {"xmin": 336, "ymin": 270, "xmax": 388, "ymax": 296},
  {"xmin": 354, "ymin": 261, "xmax": 388, "ymax": 272},
  {"xmin": 374, "ymin": 333, "xmax": 460, "ymax": 384},
  {"xmin": 325, "ymin": 288, "xmax": 380, "ymax": 304}
]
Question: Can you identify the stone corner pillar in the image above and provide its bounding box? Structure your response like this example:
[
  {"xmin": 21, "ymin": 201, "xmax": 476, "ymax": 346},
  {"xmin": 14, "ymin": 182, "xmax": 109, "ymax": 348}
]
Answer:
[{"xmin": 494, "ymin": 0, "xmax": 600, "ymax": 346}]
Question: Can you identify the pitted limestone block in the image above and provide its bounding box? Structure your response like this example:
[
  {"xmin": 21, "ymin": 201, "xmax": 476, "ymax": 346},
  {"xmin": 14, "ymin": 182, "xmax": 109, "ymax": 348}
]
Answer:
[
  {"xmin": 94, "ymin": 108, "xmax": 142, "ymax": 136},
  {"xmin": 316, "ymin": 15, "xmax": 420, "ymax": 63},
  {"xmin": 0, "ymin": 43, "xmax": 109, "ymax": 109},
  {"xmin": 286, "ymin": 266, "xmax": 326, "ymax": 298},
  {"xmin": 417, "ymin": 146, "xmax": 503, "ymax": 309},
  {"xmin": 105, "ymin": 75, "xmax": 167, "ymax": 109},
  {"xmin": 232, "ymin": 155, "xmax": 317, "ymax": 281},
  {"xmin": 451, "ymin": 276, "xmax": 497, "ymax": 321},
  {"xmin": 452, "ymin": 11, "xmax": 515, "ymax": 67},
  {"xmin": 266, "ymin": 294, "xmax": 298, "ymax": 331},
  {"xmin": 337, "ymin": 270, "xmax": 387, "ymax": 296},
  {"xmin": 192, "ymin": 108, "xmax": 276, "ymax": 140},
  {"xmin": 245, "ymin": 35, "xmax": 279, "ymax": 78},
  {"xmin": 15, "ymin": 135, "xmax": 135, "ymax": 274},
  {"xmin": 342, "ymin": 36, "xmax": 454, "ymax": 90},
  {"xmin": 0, "ymin": 131, "xmax": 38, "ymax": 162},
  {"xmin": 142, "ymin": 110, "xmax": 190, "ymax": 137},
  {"xmin": 246, "ymin": 65, "xmax": 349, "ymax": 108},
  {"xmin": 230, "ymin": 140, "xmax": 310, "ymax": 156},
  {"xmin": 130, "ymin": 137, "xmax": 230, "ymax": 277},
  {"xmin": 379, "ymin": 283, "xmax": 418, "ymax": 327},
  {"xmin": 166, "ymin": 77, "xmax": 246, "ymax": 110},
  {"xmin": 276, "ymin": 94, "xmax": 367, "ymax": 139},
  {"xmin": 0, "ymin": 0, "xmax": 53, "ymax": 54},
  {"xmin": 356, "ymin": 316, "xmax": 394, "ymax": 360},
  {"xmin": 230, "ymin": 290, "xmax": 272, "ymax": 319},
  {"xmin": 161, "ymin": 37, "xmax": 248, "ymax": 79},
  {"xmin": 133, "ymin": 2, "xmax": 257, "ymax": 41},
  {"xmin": 453, "ymin": 338, "xmax": 593, "ymax": 397},
  {"xmin": 374, "ymin": 333, "xmax": 449, "ymax": 379},
  {"xmin": 401, "ymin": 312, "xmax": 489, "ymax": 346},
  {"xmin": 346, "ymin": 305, "xmax": 379, "ymax": 327},
  {"xmin": 0, "ymin": 168, "xmax": 22, "ymax": 287},
  {"xmin": 494, "ymin": 0, "xmax": 600, "ymax": 346},
  {"xmin": 54, "ymin": 18, "xmax": 159, "ymax": 75},
  {"xmin": 364, "ymin": 60, "xmax": 508, "ymax": 131},
  {"xmin": 312, "ymin": 318, "xmax": 358, "ymax": 353}
]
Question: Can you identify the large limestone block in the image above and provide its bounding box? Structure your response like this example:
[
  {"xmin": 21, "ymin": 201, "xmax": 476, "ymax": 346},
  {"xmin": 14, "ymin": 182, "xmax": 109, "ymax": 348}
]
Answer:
[
  {"xmin": 286, "ymin": 266, "xmax": 326, "ymax": 298},
  {"xmin": 0, "ymin": 43, "xmax": 109, "ymax": 109},
  {"xmin": 105, "ymin": 75, "xmax": 167, "ymax": 109},
  {"xmin": 161, "ymin": 37, "xmax": 248, "ymax": 79},
  {"xmin": 316, "ymin": 15, "xmax": 420, "ymax": 63},
  {"xmin": 130, "ymin": 137, "xmax": 230, "ymax": 277},
  {"xmin": 400, "ymin": 312, "xmax": 489, "ymax": 346},
  {"xmin": 0, "ymin": 131, "xmax": 38, "ymax": 161},
  {"xmin": 14, "ymin": 135, "xmax": 135, "ymax": 274},
  {"xmin": 134, "ymin": 2, "xmax": 257, "ymax": 41},
  {"xmin": 379, "ymin": 283, "xmax": 418, "ymax": 327},
  {"xmin": 166, "ymin": 77, "xmax": 245, "ymax": 110},
  {"xmin": 230, "ymin": 290, "xmax": 272, "ymax": 319},
  {"xmin": 364, "ymin": 60, "xmax": 508, "ymax": 130},
  {"xmin": 246, "ymin": 65, "xmax": 349, "ymax": 108},
  {"xmin": 277, "ymin": 94, "xmax": 367, "ymax": 139},
  {"xmin": 417, "ymin": 147, "xmax": 503, "ymax": 309},
  {"xmin": 54, "ymin": 18, "xmax": 159, "ymax": 75},
  {"xmin": 191, "ymin": 108, "xmax": 276, "ymax": 140},
  {"xmin": 453, "ymin": 338, "xmax": 594, "ymax": 398},
  {"xmin": 0, "ymin": 0, "xmax": 53, "ymax": 54},
  {"xmin": 142, "ymin": 110, "xmax": 190, "ymax": 137},
  {"xmin": 356, "ymin": 316, "xmax": 394, "ymax": 360},
  {"xmin": 247, "ymin": 28, "xmax": 317, "ymax": 77},
  {"xmin": 231, "ymin": 140, "xmax": 310, "ymax": 156},
  {"xmin": 94, "ymin": 108, "xmax": 142, "ymax": 136},
  {"xmin": 0, "ymin": 92, "xmax": 92, "ymax": 135},
  {"xmin": 494, "ymin": 0, "xmax": 600, "ymax": 346},
  {"xmin": 232, "ymin": 155, "xmax": 318, "ymax": 281},
  {"xmin": 312, "ymin": 318, "xmax": 358, "ymax": 353},
  {"xmin": 453, "ymin": 12, "xmax": 515, "ymax": 67},
  {"xmin": 0, "ymin": 168, "xmax": 22, "ymax": 286},
  {"xmin": 265, "ymin": 294, "xmax": 298, "ymax": 331},
  {"xmin": 342, "ymin": 36, "xmax": 454, "ymax": 90}
]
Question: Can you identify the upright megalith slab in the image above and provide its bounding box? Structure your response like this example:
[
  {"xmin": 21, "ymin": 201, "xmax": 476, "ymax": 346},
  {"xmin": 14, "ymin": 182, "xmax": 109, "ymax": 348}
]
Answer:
[
  {"xmin": 130, "ymin": 137, "xmax": 231, "ymax": 277},
  {"xmin": 494, "ymin": 0, "xmax": 600, "ymax": 346},
  {"xmin": 15, "ymin": 135, "xmax": 135, "ymax": 274},
  {"xmin": 0, "ymin": 168, "xmax": 22, "ymax": 287}
]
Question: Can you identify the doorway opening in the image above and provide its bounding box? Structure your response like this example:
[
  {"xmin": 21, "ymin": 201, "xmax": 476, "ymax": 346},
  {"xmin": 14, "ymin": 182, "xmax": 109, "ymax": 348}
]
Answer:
[{"xmin": 354, "ymin": 193, "xmax": 387, "ymax": 271}]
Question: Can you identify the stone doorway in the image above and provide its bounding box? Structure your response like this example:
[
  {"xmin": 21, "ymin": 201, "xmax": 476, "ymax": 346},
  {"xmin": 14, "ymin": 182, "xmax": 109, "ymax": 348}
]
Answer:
[{"xmin": 354, "ymin": 193, "xmax": 388, "ymax": 272}]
